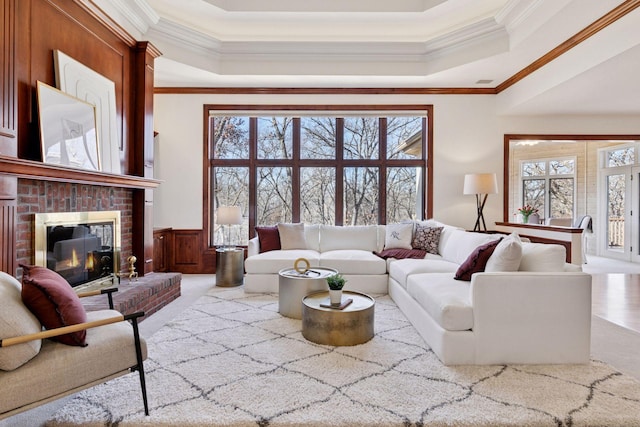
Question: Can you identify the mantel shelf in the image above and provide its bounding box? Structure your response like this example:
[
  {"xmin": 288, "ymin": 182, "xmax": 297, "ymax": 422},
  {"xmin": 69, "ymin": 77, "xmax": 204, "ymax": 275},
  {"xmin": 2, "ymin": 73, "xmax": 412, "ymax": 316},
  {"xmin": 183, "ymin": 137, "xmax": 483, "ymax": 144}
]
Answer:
[{"xmin": 0, "ymin": 155, "xmax": 160, "ymax": 189}]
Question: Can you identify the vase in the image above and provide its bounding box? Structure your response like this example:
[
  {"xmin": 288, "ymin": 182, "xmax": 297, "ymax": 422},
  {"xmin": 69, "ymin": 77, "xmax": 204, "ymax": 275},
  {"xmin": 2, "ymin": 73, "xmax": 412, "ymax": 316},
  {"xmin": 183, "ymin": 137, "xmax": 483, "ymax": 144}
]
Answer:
[
  {"xmin": 329, "ymin": 289, "xmax": 342, "ymax": 306},
  {"xmin": 522, "ymin": 214, "xmax": 529, "ymax": 224}
]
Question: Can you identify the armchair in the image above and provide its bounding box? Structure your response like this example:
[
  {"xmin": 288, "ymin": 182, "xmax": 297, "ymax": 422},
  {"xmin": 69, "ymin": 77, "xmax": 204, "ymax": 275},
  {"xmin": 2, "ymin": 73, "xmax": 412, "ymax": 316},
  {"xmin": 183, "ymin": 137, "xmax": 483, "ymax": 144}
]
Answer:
[{"xmin": 0, "ymin": 273, "xmax": 149, "ymax": 419}]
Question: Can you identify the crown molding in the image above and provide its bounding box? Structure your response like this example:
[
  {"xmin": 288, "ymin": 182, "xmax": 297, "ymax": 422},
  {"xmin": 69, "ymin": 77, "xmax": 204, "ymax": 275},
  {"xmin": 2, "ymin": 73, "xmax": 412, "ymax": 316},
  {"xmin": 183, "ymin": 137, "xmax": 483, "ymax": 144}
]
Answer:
[
  {"xmin": 109, "ymin": 0, "xmax": 159, "ymax": 34},
  {"xmin": 203, "ymin": 0, "xmax": 447, "ymax": 13},
  {"xmin": 146, "ymin": 15, "xmax": 509, "ymax": 76}
]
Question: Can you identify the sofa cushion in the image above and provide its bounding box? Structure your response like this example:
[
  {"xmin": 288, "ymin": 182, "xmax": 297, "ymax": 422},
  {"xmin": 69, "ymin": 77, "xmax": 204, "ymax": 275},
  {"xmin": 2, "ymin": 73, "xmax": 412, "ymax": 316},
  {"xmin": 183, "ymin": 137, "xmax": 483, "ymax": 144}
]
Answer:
[
  {"xmin": 454, "ymin": 239, "xmax": 501, "ymax": 281},
  {"xmin": 244, "ymin": 250, "xmax": 321, "ymax": 274},
  {"xmin": 439, "ymin": 230, "xmax": 501, "ymax": 265},
  {"xmin": 304, "ymin": 224, "xmax": 321, "ymax": 252},
  {"xmin": 277, "ymin": 223, "xmax": 307, "ymax": 250},
  {"xmin": 389, "ymin": 258, "xmax": 459, "ymax": 289},
  {"xmin": 0, "ymin": 272, "xmax": 42, "ymax": 371},
  {"xmin": 412, "ymin": 224, "xmax": 443, "ymax": 254},
  {"xmin": 384, "ymin": 223, "xmax": 413, "ymax": 250},
  {"xmin": 485, "ymin": 233, "xmax": 522, "ymax": 272},
  {"xmin": 319, "ymin": 225, "xmax": 380, "ymax": 252},
  {"xmin": 21, "ymin": 265, "xmax": 88, "ymax": 347},
  {"xmin": 255, "ymin": 226, "xmax": 281, "ymax": 253},
  {"xmin": 320, "ymin": 250, "xmax": 387, "ymax": 275},
  {"xmin": 406, "ymin": 273, "xmax": 473, "ymax": 331},
  {"xmin": 519, "ymin": 243, "xmax": 566, "ymax": 272}
]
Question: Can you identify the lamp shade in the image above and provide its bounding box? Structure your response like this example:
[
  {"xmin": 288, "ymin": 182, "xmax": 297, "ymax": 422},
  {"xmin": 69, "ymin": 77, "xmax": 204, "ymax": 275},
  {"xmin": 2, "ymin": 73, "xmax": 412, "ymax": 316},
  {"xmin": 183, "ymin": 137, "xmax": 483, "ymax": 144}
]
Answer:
[
  {"xmin": 217, "ymin": 206, "xmax": 242, "ymax": 225},
  {"xmin": 463, "ymin": 173, "xmax": 498, "ymax": 195}
]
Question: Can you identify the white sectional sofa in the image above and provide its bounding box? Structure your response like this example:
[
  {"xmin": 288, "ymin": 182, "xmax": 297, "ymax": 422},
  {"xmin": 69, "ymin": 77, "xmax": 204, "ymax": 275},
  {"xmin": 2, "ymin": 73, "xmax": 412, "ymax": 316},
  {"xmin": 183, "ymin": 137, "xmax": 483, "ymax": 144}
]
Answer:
[{"xmin": 244, "ymin": 221, "xmax": 592, "ymax": 366}]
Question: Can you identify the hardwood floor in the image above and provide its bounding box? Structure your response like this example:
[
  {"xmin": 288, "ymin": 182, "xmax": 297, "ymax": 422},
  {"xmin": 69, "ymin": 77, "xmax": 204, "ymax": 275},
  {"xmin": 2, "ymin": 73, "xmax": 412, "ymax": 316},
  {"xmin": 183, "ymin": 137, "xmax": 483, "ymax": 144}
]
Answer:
[{"xmin": 592, "ymin": 273, "xmax": 640, "ymax": 333}]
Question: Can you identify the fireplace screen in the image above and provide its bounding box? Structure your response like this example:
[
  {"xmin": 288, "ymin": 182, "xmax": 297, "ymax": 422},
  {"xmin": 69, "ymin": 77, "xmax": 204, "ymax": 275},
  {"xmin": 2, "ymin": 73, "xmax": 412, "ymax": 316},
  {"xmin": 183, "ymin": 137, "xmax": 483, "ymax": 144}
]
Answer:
[{"xmin": 35, "ymin": 211, "xmax": 121, "ymax": 288}]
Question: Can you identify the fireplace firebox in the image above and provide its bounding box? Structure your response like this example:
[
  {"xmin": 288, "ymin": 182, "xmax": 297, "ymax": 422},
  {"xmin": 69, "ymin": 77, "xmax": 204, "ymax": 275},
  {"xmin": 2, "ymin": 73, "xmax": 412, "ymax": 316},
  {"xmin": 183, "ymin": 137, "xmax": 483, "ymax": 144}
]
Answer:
[{"xmin": 35, "ymin": 211, "xmax": 121, "ymax": 289}]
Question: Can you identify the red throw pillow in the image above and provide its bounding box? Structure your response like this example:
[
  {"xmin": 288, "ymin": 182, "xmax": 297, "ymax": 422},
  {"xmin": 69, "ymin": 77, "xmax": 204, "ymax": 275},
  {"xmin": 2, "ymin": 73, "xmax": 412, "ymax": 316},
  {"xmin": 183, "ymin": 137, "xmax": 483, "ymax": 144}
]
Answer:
[
  {"xmin": 255, "ymin": 226, "xmax": 281, "ymax": 253},
  {"xmin": 454, "ymin": 239, "xmax": 502, "ymax": 281},
  {"xmin": 374, "ymin": 248, "xmax": 427, "ymax": 260},
  {"xmin": 20, "ymin": 265, "xmax": 88, "ymax": 346}
]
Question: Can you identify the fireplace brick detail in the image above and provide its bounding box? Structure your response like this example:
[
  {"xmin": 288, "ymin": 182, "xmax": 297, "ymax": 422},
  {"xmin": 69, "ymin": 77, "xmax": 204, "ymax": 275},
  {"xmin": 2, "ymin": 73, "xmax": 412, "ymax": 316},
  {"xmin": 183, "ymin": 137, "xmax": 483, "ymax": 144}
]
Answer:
[{"xmin": 16, "ymin": 179, "xmax": 134, "ymax": 272}]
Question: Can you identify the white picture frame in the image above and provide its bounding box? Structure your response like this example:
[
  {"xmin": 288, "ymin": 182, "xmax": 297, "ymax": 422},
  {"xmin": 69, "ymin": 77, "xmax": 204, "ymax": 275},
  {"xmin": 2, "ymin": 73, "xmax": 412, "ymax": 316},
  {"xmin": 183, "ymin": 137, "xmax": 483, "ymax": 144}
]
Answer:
[
  {"xmin": 36, "ymin": 81, "xmax": 101, "ymax": 171},
  {"xmin": 54, "ymin": 50, "xmax": 121, "ymax": 174}
]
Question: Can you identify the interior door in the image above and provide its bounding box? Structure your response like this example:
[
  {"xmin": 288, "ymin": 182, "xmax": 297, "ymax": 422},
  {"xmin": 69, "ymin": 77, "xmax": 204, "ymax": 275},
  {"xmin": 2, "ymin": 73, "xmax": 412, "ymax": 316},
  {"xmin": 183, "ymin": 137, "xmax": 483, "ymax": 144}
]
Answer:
[
  {"xmin": 601, "ymin": 167, "xmax": 632, "ymax": 260},
  {"xmin": 632, "ymin": 166, "xmax": 640, "ymax": 263}
]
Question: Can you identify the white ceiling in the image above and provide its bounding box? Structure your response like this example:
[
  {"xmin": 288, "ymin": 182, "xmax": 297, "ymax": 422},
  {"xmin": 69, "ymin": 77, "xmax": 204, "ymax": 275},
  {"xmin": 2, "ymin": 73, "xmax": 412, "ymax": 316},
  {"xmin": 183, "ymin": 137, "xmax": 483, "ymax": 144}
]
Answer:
[{"xmin": 92, "ymin": 0, "xmax": 640, "ymax": 115}]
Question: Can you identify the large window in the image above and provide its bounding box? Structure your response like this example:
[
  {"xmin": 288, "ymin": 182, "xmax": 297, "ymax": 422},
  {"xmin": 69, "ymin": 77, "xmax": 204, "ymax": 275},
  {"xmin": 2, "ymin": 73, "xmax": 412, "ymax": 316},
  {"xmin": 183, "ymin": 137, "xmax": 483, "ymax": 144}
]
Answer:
[
  {"xmin": 207, "ymin": 106, "xmax": 432, "ymax": 246},
  {"xmin": 521, "ymin": 158, "xmax": 575, "ymax": 221}
]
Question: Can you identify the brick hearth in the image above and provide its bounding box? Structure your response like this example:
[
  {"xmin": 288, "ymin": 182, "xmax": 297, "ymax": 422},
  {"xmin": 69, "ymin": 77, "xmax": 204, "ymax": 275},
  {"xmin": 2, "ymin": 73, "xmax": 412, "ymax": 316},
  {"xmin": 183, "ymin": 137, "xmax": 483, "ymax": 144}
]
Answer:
[{"xmin": 81, "ymin": 272, "xmax": 182, "ymax": 320}]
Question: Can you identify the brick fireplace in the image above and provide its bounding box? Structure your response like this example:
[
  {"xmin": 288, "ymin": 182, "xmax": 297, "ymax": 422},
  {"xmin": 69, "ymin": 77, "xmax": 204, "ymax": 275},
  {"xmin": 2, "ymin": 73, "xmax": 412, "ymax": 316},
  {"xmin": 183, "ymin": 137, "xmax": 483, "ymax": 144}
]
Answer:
[
  {"xmin": 14, "ymin": 179, "xmax": 181, "ymax": 319},
  {"xmin": 15, "ymin": 179, "xmax": 133, "ymax": 274}
]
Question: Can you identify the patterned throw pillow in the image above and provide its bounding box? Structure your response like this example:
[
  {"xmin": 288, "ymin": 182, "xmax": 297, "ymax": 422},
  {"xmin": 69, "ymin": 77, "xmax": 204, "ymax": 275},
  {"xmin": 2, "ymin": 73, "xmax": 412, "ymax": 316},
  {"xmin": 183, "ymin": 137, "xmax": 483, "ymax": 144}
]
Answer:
[{"xmin": 412, "ymin": 225, "xmax": 443, "ymax": 254}]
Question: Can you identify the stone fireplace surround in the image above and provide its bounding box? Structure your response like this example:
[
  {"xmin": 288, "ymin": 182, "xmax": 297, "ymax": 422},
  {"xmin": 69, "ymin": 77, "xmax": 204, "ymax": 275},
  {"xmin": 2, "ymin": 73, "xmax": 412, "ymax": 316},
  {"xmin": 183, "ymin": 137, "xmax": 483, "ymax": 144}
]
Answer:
[{"xmin": 15, "ymin": 179, "xmax": 180, "ymax": 319}]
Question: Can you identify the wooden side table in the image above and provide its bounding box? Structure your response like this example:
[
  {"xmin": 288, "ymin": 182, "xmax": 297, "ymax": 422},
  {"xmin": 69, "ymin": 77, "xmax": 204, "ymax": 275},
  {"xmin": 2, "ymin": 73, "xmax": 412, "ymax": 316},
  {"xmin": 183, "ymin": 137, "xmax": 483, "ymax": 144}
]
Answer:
[
  {"xmin": 302, "ymin": 291, "xmax": 375, "ymax": 346},
  {"xmin": 216, "ymin": 248, "xmax": 244, "ymax": 287}
]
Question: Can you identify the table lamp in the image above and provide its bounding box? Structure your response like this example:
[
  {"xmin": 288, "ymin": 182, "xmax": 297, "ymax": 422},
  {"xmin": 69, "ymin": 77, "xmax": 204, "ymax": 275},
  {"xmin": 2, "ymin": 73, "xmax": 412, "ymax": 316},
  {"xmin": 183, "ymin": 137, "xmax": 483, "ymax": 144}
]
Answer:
[
  {"xmin": 463, "ymin": 173, "xmax": 498, "ymax": 232},
  {"xmin": 217, "ymin": 206, "xmax": 242, "ymax": 250}
]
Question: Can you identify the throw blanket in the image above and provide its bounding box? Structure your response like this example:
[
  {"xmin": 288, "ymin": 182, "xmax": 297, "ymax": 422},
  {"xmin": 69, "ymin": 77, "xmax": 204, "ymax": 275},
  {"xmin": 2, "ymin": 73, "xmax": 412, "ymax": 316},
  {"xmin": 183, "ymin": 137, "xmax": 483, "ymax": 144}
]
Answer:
[{"xmin": 373, "ymin": 248, "xmax": 427, "ymax": 259}]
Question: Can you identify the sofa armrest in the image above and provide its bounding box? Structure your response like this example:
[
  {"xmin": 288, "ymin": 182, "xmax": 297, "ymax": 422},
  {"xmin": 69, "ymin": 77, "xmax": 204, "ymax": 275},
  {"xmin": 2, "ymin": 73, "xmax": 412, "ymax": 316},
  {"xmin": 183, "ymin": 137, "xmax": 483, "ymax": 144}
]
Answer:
[
  {"xmin": 248, "ymin": 237, "xmax": 259, "ymax": 257},
  {"xmin": 470, "ymin": 272, "xmax": 592, "ymax": 364}
]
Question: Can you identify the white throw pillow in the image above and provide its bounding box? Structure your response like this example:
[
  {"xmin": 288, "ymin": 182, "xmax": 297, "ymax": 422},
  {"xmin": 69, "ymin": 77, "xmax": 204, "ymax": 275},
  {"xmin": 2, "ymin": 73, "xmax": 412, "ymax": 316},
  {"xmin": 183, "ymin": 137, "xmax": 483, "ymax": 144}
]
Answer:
[
  {"xmin": 519, "ymin": 242, "xmax": 566, "ymax": 272},
  {"xmin": 384, "ymin": 223, "xmax": 413, "ymax": 250},
  {"xmin": 485, "ymin": 233, "xmax": 522, "ymax": 272},
  {"xmin": 277, "ymin": 223, "xmax": 307, "ymax": 250},
  {"xmin": 0, "ymin": 272, "xmax": 42, "ymax": 371}
]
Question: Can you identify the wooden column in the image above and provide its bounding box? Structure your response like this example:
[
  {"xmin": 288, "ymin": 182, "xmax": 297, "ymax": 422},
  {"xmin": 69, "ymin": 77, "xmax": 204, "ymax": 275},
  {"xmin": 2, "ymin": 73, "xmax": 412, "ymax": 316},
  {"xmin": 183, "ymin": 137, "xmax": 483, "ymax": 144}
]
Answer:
[
  {"xmin": 132, "ymin": 41, "xmax": 161, "ymax": 275},
  {"xmin": 0, "ymin": 0, "xmax": 17, "ymax": 275}
]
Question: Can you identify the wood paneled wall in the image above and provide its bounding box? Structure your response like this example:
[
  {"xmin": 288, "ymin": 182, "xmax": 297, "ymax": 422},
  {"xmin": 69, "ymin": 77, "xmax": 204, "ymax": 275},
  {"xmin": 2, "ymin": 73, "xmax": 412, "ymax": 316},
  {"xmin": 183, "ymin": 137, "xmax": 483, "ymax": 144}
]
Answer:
[{"xmin": 0, "ymin": 0, "xmax": 159, "ymax": 276}]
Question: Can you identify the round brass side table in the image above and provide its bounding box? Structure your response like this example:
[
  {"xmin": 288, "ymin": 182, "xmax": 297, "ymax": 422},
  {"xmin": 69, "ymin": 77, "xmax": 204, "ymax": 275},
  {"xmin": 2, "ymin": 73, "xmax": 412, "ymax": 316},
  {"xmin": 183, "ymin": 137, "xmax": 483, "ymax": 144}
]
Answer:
[
  {"xmin": 216, "ymin": 248, "xmax": 244, "ymax": 287},
  {"xmin": 302, "ymin": 291, "xmax": 375, "ymax": 346}
]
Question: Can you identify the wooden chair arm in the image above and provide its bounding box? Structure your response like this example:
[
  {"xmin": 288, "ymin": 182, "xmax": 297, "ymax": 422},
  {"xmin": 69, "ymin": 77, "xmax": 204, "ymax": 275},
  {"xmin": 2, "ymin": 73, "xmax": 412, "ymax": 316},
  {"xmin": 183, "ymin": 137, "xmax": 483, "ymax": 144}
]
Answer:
[
  {"xmin": 0, "ymin": 312, "xmax": 144, "ymax": 348},
  {"xmin": 76, "ymin": 287, "xmax": 118, "ymax": 309}
]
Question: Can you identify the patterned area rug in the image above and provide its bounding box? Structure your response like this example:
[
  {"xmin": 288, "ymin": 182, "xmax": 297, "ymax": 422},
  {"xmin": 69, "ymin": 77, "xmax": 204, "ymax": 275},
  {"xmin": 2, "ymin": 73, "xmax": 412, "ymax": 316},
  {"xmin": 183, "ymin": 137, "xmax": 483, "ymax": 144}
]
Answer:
[{"xmin": 47, "ymin": 286, "xmax": 640, "ymax": 426}]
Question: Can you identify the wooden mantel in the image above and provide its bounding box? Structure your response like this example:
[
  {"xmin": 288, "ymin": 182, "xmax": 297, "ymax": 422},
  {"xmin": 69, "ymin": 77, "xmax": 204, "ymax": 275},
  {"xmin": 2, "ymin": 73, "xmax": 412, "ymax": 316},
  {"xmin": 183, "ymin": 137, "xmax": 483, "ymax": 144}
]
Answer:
[
  {"xmin": 0, "ymin": 156, "xmax": 160, "ymax": 189},
  {"xmin": 494, "ymin": 222, "xmax": 584, "ymax": 264}
]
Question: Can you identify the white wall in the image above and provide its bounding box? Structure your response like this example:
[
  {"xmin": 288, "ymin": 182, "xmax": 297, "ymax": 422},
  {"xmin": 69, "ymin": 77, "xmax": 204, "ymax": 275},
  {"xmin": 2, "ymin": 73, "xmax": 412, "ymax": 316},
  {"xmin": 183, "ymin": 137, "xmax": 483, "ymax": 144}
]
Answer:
[{"xmin": 153, "ymin": 92, "xmax": 640, "ymax": 231}]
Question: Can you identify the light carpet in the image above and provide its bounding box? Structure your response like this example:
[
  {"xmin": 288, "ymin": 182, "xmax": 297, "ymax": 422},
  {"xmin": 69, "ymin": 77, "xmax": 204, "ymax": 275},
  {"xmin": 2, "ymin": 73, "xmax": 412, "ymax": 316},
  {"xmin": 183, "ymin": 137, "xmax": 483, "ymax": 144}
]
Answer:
[{"xmin": 47, "ymin": 286, "xmax": 640, "ymax": 427}]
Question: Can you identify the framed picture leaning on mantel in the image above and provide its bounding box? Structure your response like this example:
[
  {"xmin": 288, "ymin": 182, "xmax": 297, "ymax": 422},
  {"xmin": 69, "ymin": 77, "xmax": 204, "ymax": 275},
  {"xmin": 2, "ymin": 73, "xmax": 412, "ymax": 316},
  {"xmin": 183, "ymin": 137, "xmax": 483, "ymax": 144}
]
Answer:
[
  {"xmin": 36, "ymin": 81, "xmax": 101, "ymax": 172},
  {"xmin": 54, "ymin": 50, "xmax": 121, "ymax": 175}
]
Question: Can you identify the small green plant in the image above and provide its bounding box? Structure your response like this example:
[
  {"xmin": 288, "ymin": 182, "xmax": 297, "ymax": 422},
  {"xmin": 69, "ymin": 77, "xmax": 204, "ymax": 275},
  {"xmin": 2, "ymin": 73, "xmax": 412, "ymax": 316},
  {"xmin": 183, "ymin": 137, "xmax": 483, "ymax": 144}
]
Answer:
[{"xmin": 326, "ymin": 273, "xmax": 347, "ymax": 290}]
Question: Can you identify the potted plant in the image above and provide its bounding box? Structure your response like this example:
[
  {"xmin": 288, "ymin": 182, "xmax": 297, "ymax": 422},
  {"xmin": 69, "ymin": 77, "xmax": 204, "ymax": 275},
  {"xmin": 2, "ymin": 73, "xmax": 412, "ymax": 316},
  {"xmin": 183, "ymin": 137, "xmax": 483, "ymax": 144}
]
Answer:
[{"xmin": 326, "ymin": 273, "xmax": 347, "ymax": 306}]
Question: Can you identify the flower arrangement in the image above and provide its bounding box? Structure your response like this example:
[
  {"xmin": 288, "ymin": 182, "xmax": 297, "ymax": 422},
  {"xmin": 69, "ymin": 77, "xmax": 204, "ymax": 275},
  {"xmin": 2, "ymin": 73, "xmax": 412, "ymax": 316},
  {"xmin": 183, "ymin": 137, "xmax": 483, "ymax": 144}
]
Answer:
[{"xmin": 517, "ymin": 205, "xmax": 539, "ymax": 217}]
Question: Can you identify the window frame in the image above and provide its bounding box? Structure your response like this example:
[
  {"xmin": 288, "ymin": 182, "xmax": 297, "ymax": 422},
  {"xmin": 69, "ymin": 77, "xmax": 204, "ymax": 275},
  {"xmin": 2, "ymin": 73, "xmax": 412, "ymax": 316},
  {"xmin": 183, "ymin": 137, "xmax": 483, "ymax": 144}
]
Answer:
[
  {"xmin": 519, "ymin": 156, "xmax": 576, "ymax": 221},
  {"xmin": 203, "ymin": 104, "xmax": 434, "ymax": 247}
]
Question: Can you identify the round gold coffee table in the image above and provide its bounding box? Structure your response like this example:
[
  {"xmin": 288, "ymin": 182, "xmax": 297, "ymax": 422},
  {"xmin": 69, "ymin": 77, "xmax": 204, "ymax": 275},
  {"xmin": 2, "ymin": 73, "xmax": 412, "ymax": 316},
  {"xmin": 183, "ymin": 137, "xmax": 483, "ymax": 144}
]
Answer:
[{"xmin": 302, "ymin": 291, "xmax": 375, "ymax": 346}]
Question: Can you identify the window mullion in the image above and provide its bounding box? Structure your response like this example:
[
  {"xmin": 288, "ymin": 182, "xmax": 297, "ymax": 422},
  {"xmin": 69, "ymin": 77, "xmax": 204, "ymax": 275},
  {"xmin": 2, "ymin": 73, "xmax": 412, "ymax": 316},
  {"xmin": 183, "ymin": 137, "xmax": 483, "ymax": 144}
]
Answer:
[{"xmin": 335, "ymin": 118, "xmax": 344, "ymax": 225}]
